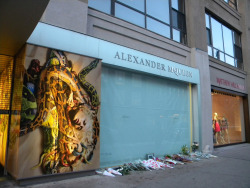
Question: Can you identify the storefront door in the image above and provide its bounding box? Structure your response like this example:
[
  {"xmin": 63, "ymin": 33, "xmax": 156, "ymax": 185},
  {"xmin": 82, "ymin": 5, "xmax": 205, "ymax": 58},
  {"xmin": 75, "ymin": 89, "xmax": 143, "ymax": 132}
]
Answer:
[{"xmin": 0, "ymin": 55, "xmax": 13, "ymax": 176}]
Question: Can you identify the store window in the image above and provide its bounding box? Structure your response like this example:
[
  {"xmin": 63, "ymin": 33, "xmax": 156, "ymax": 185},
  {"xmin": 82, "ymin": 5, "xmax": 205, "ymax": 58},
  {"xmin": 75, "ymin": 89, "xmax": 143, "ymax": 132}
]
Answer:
[
  {"xmin": 224, "ymin": 0, "xmax": 237, "ymax": 10},
  {"xmin": 205, "ymin": 13, "xmax": 243, "ymax": 69},
  {"xmin": 212, "ymin": 91, "xmax": 245, "ymax": 146},
  {"xmin": 89, "ymin": 0, "xmax": 187, "ymax": 44}
]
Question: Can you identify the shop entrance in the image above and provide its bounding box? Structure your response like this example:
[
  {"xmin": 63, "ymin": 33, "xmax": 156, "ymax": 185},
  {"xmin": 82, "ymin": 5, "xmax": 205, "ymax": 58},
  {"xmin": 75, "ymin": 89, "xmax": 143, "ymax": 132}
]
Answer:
[
  {"xmin": 0, "ymin": 55, "xmax": 14, "ymax": 176},
  {"xmin": 212, "ymin": 90, "xmax": 246, "ymax": 146}
]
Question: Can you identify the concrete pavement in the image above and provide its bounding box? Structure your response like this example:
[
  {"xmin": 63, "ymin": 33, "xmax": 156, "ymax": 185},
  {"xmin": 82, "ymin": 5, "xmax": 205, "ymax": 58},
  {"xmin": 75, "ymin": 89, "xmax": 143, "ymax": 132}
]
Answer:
[{"xmin": 1, "ymin": 143, "xmax": 250, "ymax": 188}]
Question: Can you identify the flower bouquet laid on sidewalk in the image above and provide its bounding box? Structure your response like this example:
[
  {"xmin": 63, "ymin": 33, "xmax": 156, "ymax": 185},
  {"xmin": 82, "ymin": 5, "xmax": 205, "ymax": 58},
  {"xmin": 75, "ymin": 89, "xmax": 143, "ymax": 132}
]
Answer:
[{"xmin": 96, "ymin": 144, "xmax": 217, "ymax": 177}]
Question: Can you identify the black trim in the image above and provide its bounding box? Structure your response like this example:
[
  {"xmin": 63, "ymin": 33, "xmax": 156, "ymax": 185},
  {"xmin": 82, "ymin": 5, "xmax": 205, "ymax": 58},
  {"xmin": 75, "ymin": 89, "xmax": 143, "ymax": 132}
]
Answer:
[
  {"xmin": 89, "ymin": 0, "xmax": 187, "ymax": 44},
  {"xmin": 214, "ymin": 142, "xmax": 245, "ymax": 148},
  {"xmin": 211, "ymin": 87, "xmax": 247, "ymax": 97}
]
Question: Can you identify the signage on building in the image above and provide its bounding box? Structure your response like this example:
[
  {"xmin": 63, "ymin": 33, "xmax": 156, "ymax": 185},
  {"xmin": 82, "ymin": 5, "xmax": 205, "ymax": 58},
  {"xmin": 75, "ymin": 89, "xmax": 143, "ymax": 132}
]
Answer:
[
  {"xmin": 216, "ymin": 78, "xmax": 245, "ymax": 91},
  {"xmin": 210, "ymin": 66, "xmax": 246, "ymax": 93},
  {"xmin": 27, "ymin": 22, "xmax": 200, "ymax": 85}
]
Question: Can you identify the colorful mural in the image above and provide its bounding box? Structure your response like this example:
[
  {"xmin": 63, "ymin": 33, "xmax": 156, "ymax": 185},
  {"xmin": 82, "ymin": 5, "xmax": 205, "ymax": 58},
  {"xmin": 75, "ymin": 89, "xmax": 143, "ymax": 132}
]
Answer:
[{"xmin": 18, "ymin": 45, "xmax": 101, "ymax": 177}]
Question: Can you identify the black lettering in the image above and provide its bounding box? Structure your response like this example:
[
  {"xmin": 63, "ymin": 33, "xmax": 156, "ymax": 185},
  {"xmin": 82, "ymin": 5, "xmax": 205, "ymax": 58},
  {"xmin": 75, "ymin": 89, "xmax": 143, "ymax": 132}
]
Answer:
[
  {"xmin": 133, "ymin": 56, "xmax": 139, "ymax": 64},
  {"xmin": 151, "ymin": 61, "xmax": 156, "ymax": 68},
  {"xmin": 114, "ymin": 51, "xmax": 120, "ymax": 59},
  {"xmin": 140, "ymin": 59, "xmax": 144, "ymax": 65},
  {"xmin": 127, "ymin": 54, "xmax": 132, "ymax": 62},
  {"xmin": 146, "ymin": 59, "xmax": 151, "ymax": 67},
  {"xmin": 122, "ymin": 52, "xmax": 126, "ymax": 60},
  {"xmin": 157, "ymin": 63, "xmax": 161, "ymax": 70},
  {"xmin": 161, "ymin": 64, "xmax": 166, "ymax": 71}
]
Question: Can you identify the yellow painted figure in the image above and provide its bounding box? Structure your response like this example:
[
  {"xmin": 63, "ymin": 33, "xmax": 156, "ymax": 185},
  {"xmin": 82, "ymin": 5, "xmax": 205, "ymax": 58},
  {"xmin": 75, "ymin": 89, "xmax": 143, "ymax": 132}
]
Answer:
[{"xmin": 20, "ymin": 50, "xmax": 100, "ymax": 174}]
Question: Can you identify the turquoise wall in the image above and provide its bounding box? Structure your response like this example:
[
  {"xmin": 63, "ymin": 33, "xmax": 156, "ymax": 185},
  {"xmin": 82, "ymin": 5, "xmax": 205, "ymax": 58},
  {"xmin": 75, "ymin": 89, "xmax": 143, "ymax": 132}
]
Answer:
[{"xmin": 100, "ymin": 67, "xmax": 191, "ymax": 167}]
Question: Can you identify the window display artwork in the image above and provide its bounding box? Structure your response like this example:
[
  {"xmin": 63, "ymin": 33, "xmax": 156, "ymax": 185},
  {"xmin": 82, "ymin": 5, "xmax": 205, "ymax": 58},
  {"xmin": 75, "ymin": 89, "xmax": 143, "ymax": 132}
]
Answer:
[
  {"xmin": 212, "ymin": 91, "xmax": 245, "ymax": 146},
  {"xmin": 16, "ymin": 44, "xmax": 101, "ymax": 178}
]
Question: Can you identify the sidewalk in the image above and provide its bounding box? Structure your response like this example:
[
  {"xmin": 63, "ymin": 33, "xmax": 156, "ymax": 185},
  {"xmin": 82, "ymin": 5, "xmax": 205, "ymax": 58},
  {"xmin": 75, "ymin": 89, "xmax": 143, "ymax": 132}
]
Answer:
[{"xmin": 1, "ymin": 143, "xmax": 250, "ymax": 188}]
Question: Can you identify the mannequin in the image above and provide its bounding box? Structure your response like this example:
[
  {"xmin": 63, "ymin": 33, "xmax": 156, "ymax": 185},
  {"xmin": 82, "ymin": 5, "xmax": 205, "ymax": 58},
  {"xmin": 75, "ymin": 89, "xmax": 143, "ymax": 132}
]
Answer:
[
  {"xmin": 213, "ymin": 112, "xmax": 221, "ymax": 144},
  {"xmin": 220, "ymin": 117, "xmax": 230, "ymax": 144}
]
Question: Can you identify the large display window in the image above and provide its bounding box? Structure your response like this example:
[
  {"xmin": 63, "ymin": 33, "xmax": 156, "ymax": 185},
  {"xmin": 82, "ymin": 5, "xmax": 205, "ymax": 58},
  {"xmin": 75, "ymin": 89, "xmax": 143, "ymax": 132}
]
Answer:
[{"xmin": 212, "ymin": 91, "xmax": 245, "ymax": 146}]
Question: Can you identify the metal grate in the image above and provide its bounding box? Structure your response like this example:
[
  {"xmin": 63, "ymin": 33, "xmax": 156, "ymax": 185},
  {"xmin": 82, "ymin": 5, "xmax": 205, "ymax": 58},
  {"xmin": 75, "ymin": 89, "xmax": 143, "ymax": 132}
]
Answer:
[{"xmin": 0, "ymin": 55, "xmax": 13, "ymax": 111}]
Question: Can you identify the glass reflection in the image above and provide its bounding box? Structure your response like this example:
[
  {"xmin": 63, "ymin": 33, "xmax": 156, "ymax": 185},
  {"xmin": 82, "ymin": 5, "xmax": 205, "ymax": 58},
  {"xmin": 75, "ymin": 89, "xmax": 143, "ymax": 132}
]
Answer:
[
  {"xmin": 118, "ymin": 0, "xmax": 144, "ymax": 11},
  {"xmin": 211, "ymin": 18, "xmax": 224, "ymax": 51},
  {"xmin": 173, "ymin": 29, "xmax": 180, "ymax": 42},
  {"xmin": 115, "ymin": 4, "xmax": 145, "ymax": 27},
  {"xmin": 222, "ymin": 26, "xmax": 234, "ymax": 56},
  {"xmin": 205, "ymin": 14, "xmax": 210, "ymax": 28},
  {"xmin": 208, "ymin": 46, "xmax": 212, "ymax": 56},
  {"xmin": 172, "ymin": 0, "xmax": 184, "ymax": 13},
  {"xmin": 88, "ymin": 0, "xmax": 111, "ymax": 14},
  {"xmin": 147, "ymin": 0, "xmax": 170, "ymax": 24},
  {"xmin": 225, "ymin": 55, "xmax": 235, "ymax": 66},
  {"xmin": 147, "ymin": 17, "xmax": 170, "ymax": 38}
]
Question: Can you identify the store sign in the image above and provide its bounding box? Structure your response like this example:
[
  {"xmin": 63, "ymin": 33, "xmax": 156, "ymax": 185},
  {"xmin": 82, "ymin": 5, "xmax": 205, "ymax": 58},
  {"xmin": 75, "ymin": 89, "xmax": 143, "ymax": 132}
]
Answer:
[
  {"xmin": 216, "ymin": 78, "xmax": 245, "ymax": 91},
  {"xmin": 27, "ymin": 22, "xmax": 200, "ymax": 84},
  {"xmin": 114, "ymin": 51, "xmax": 193, "ymax": 79}
]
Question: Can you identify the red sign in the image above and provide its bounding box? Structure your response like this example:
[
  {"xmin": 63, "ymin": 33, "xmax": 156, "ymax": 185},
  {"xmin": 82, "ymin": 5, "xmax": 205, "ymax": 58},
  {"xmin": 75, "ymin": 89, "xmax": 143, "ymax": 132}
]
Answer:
[{"xmin": 216, "ymin": 78, "xmax": 245, "ymax": 91}]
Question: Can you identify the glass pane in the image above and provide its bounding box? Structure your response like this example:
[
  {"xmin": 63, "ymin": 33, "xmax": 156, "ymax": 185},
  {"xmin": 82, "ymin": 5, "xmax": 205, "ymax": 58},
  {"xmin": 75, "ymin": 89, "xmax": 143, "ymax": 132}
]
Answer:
[
  {"xmin": 225, "ymin": 55, "xmax": 235, "ymax": 66},
  {"xmin": 115, "ymin": 4, "xmax": 145, "ymax": 28},
  {"xmin": 222, "ymin": 26, "xmax": 234, "ymax": 56},
  {"xmin": 235, "ymin": 59, "xmax": 243, "ymax": 70},
  {"xmin": 172, "ymin": 9, "xmax": 185, "ymax": 31},
  {"xmin": 88, "ymin": 0, "xmax": 111, "ymax": 14},
  {"xmin": 208, "ymin": 46, "xmax": 213, "ymax": 56},
  {"xmin": 233, "ymin": 32, "xmax": 241, "ymax": 46},
  {"xmin": 213, "ymin": 49, "xmax": 220, "ymax": 60},
  {"xmin": 213, "ymin": 49, "xmax": 225, "ymax": 62},
  {"xmin": 172, "ymin": 28, "xmax": 180, "ymax": 42},
  {"xmin": 229, "ymin": 0, "xmax": 237, "ymax": 9},
  {"xmin": 211, "ymin": 18, "xmax": 224, "ymax": 51},
  {"xmin": 206, "ymin": 29, "xmax": 211, "ymax": 45},
  {"xmin": 147, "ymin": 0, "xmax": 170, "ymax": 24},
  {"xmin": 234, "ymin": 44, "xmax": 242, "ymax": 60},
  {"xmin": 172, "ymin": 0, "xmax": 185, "ymax": 13},
  {"xmin": 212, "ymin": 93, "xmax": 245, "ymax": 146},
  {"xmin": 224, "ymin": 0, "xmax": 229, "ymax": 3},
  {"xmin": 220, "ymin": 52, "xmax": 225, "ymax": 62},
  {"xmin": 205, "ymin": 14, "xmax": 210, "ymax": 28},
  {"xmin": 147, "ymin": 17, "xmax": 170, "ymax": 38},
  {"xmin": 118, "ymin": 0, "xmax": 144, "ymax": 11}
]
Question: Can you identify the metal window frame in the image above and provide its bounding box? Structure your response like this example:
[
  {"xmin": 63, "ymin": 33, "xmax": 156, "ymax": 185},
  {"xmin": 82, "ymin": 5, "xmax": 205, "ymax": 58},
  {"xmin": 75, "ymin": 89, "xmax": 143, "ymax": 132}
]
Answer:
[
  {"xmin": 206, "ymin": 12, "xmax": 243, "ymax": 70},
  {"xmin": 102, "ymin": 0, "xmax": 187, "ymax": 44}
]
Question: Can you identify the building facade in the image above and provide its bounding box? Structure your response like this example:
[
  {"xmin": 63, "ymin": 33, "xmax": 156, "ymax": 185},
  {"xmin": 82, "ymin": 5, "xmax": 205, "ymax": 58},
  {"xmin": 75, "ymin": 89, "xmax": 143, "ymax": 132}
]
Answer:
[{"xmin": 0, "ymin": 0, "xmax": 249, "ymax": 181}]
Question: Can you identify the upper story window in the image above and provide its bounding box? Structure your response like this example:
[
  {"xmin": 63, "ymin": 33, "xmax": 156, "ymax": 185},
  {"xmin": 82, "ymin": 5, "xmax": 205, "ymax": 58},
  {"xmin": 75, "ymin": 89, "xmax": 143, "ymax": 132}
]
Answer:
[
  {"xmin": 224, "ymin": 0, "xmax": 237, "ymax": 10},
  {"xmin": 205, "ymin": 13, "xmax": 243, "ymax": 69},
  {"xmin": 89, "ymin": 0, "xmax": 187, "ymax": 44}
]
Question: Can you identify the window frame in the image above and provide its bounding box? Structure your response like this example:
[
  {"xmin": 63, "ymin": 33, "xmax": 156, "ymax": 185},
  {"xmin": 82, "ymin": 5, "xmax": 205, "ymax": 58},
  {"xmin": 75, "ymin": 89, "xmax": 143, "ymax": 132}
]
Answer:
[
  {"xmin": 224, "ymin": 0, "xmax": 238, "ymax": 10},
  {"xmin": 89, "ymin": 0, "xmax": 187, "ymax": 44},
  {"xmin": 205, "ymin": 13, "xmax": 243, "ymax": 70}
]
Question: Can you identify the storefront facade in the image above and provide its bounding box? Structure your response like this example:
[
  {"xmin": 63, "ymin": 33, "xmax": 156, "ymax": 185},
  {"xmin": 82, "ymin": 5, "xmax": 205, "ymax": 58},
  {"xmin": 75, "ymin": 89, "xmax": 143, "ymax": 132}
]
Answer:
[
  {"xmin": 1, "ymin": 0, "xmax": 250, "ymax": 182},
  {"xmin": 210, "ymin": 60, "xmax": 248, "ymax": 146},
  {"xmin": 0, "ymin": 22, "xmax": 200, "ymax": 179}
]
